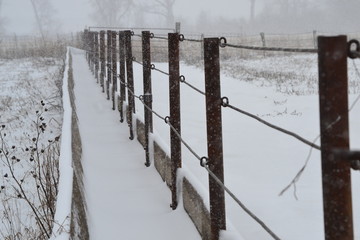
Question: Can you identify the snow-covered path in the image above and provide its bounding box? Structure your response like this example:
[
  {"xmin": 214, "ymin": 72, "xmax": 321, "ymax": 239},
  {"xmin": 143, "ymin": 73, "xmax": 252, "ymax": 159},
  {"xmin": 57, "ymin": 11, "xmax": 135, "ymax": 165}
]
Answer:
[{"xmin": 71, "ymin": 48, "xmax": 201, "ymax": 240}]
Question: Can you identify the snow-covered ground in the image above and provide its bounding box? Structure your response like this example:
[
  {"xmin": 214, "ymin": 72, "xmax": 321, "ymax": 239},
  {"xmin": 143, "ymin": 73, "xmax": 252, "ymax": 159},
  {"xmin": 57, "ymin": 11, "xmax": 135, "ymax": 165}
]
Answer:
[
  {"xmin": 2, "ymin": 46, "xmax": 359, "ymax": 239},
  {"xmin": 0, "ymin": 57, "xmax": 64, "ymax": 238},
  {"xmin": 129, "ymin": 53, "xmax": 360, "ymax": 239},
  {"xmin": 71, "ymin": 48, "xmax": 201, "ymax": 240},
  {"xmin": 71, "ymin": 45, "xmax": 360, "ymax": 239}
]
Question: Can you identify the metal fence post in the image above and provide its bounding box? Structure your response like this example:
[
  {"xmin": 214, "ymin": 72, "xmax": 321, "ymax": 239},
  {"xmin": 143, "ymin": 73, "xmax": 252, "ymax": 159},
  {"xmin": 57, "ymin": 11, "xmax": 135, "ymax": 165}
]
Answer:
[
  {"xmin": 112, "ymin": 31, "xmax": 117, "ymax": 110},
  {"xmin": 84, "ymin": 30, "xmax": 89, "ymax": 63},
  {"xmin": 313, "ymin": 30, "xmax": 317, "ymax": 49},
  {"xmin": 119, "ymin": 31, "xmax": 126, "ymax": 122},
  {"xmin": 94, "ymin": 31, "xmax": 99, "ymax": 83},
  {"xmin": 91, "ymin": 32, "xmax": 96, "ymax": 74},
  {"xmin": 260, "ymin": 32, "xmax": 266, "ymax": 57},
  {"xmin": 142, "ymin": 31, "xmax": 153, "ymax": 167},
  {"xmin": 106, "ymin": 30, "xmax": 112, "ymax": 100},
  {"xmin": 204, "ymin": 37, "xmax": 226, "ymax": 240},
  {"xmin": 100, "ymin": 30, "xmax": 105, "ymax": 92},
  {"xmin": 168, "ymin": 32, "xmax": 181, "ymax": 210},
  {"xmin": 318, "ymin": 35, "xmax": 354, "ymax": 240},
  {"xmin": 125, "ymin": 30, "xmax": 135, "ymax": 140}
]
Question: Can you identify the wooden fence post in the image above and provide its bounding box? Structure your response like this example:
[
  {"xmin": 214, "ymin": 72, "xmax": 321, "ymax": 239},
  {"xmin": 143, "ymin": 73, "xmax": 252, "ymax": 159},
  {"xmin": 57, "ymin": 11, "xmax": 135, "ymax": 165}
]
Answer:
[
  {"xmin": 106, "ymin": 30, "xmax": 112, "ymax": 100},
  {"xmin": 318, "ymin": 35, "xmax": 354, "ymax": 240},
  {"xmin": 125, "ymin": 30, "xmax": 135, "ymax": 140},
  {"xmin": 168, "ymin": 32, "xmax": 181, "ymax": 210},
  {"xmin": 142, "ymin": 31, "xmax": 153, "ymax": 167},
  {"xmin": 118, "ymin": 31, "xmax": 126, "ymax": 122},
  {"xmin": 111, "ymin": 31, "xmax": 117, "ymax": 110},
  {"xmin": 204, "ymin": 37, "xmax": 226, "ymax": 240},
  {"xmin": 100, "ymin": 30, "xmax": 105, "ymax": 92}
]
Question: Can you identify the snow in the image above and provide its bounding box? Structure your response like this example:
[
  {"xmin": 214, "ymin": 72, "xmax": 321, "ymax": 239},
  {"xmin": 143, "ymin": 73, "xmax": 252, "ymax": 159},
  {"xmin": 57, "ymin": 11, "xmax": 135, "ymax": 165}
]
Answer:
[
  {"xmin": 71, "ymin": 48, "xmax": 201, "ymax": 240},
  {"xmin": 50, "ymin": 47, "xmax": 73, "ymax": 240},
  {"xmin": 129, "ymin": 57, "xmax": 360, "ymax": 239},
  {"xmin": 61, "ymin": 47, "xmax": 359, "ymax": 239}
]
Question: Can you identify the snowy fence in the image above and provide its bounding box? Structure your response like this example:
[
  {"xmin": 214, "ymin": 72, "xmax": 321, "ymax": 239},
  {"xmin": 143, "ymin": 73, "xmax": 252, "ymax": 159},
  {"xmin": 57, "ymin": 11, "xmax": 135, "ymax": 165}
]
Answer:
[{"xmin": 83, "ymin": 29, "xmax": 360, "ymax": 240}]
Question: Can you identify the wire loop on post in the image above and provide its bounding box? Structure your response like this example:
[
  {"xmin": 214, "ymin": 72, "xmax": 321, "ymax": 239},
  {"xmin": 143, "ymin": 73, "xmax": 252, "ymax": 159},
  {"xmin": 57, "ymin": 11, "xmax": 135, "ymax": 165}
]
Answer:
[
  {"xmin": 348, "ymin": 39, "xmax": 360, "ymax": 59},
  {"xmin": 130, "ymin": 31, "xmax": 135, "ymax": 36},
  {"xmin": 164, "ymin": 116, "xmax": 171, "ymax": 124},
  {"xmin": 139, "ymin": 95, "xmax": 144, "ymax": 102},
  {"xmin": 221, "ymin": 97, "xmax": 229, "ymax": 107},
  {"xmin": 179, "ymin": 34, "xmax": 185, "ymax": 42},
  {"xmin": 151, "ymin": 64, "xmax": 156, "ymax": 70},
  {"xmin": 219, "ymin": 37, "xmax": 227, "ymax": 48},
  {"xmin": 150, "ymin": 33, "xmax": 155, "ymax": 39},
  {"xmin": 179, "ymin": 75, "xmax": 186, "ymax": 83},
  {"xmin": 200, "ymin": 157, "xmax": 209, "ymax": 167}
]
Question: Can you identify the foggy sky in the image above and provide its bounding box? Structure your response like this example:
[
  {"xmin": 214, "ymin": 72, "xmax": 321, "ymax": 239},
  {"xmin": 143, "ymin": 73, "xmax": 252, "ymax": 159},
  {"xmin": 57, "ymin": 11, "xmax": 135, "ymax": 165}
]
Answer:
[{"xmin": 1, "ymin": 0, "xmax": 254, "ymax": 35}]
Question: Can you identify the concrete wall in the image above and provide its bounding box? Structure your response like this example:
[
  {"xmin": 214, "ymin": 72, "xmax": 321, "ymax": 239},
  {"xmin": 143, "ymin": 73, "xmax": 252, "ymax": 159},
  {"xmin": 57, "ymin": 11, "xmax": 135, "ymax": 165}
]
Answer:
[
  {"xmin": 136, "ymin": 119, "xmax": 211, "ymax": 239},
  {"xmin": 68, "ymin": 53, "xmax": 90, "ymax": 240}
]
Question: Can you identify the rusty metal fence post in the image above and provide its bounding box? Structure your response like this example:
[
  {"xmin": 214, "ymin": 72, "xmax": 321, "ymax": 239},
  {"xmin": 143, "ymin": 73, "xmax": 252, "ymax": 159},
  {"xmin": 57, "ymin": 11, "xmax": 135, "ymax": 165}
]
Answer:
[
  {"xmin": 142, "ymin": 31, "xmax": 153, "ymax": 167},
  {"xmin": 118, "ymin": 31, "xmax": 126, "ymax": 122},
  {"xmin": 94, "ymin": 32, "xmax": 99, "ymax": 83},
  {"xmin": 91, "ymin": 32, "xmax": 96, "ymax": 74},
  {"xmin": 204, "ymin": 37, "xmax": 226, "ymax": 240},
  {"xmin": 112, "ymin": 31, "xmax": 117, "ymax": 110},
  {"xmin": 168, "ymin": 32, "xmax": 182, "ymax": 210},
  {"xmin": 84, "ymin": 30, "xmax": 90, "ymax": 64},
  {"xmin": 88, "ymin": 31, "xmax": 92, "ymax": 71},
  {"xmin": 100, "ymin": 30, "xmax": 105, "ymax": 92},
  {"xmin": 106, "ymin": 30, "xmax": 112, "ymax": 100},
  {"xmin": 318, "ymin": 35, "xmax": 354, "ymax": 240},
  {"xmin": 125, "ymin": 30, "xmax": 135, "ymax": 140}
]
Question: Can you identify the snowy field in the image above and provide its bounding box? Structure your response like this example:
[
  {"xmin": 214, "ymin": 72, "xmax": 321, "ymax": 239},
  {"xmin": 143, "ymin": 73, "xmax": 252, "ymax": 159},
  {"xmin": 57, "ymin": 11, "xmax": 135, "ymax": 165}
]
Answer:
[
  {"xmin": 128, "ymin": 53, "xmax": 360, "ymax": 239},
  {"xmin": 0, "ymin": 57, "xmax": 64, "ymax": 239},
  {"xmin": 1, "ymin": 47, "xmax": 360, "ymax": 239}
]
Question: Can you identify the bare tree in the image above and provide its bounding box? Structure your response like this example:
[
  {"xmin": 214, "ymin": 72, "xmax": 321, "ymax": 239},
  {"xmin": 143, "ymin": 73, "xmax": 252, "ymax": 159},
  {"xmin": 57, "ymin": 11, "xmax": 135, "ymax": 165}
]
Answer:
[
  {"xmin": 30, "ymin": 0, "xmax": 58, "ymax": 38},
  {"xmin": 89, "ymin": 0, "xmax": 133, "ymax": 26},
  {"xmin": 137, "ymin": 0, "xmax": 176, "ymax": 27}
]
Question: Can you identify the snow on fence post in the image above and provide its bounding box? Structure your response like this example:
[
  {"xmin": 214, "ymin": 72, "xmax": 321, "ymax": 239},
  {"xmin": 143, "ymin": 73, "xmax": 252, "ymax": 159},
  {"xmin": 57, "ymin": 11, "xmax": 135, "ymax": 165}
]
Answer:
[
  {"xmin": 318, "ymin": 35, "xmax": 354, "ymax": 240},
  {"xmin": 142, "ymin": 31, "xmax": 153, "ymax": 167},
  {"xmin": 203, "ymin": 37, "xmax": 226, "ymax": 240},
  {"xmin": 94, "ymin": 31, "xmax": 99, "ymax": 83},
  {"xmin": 125, "ymin": 30, "xmax": 135, "ymax": 140},
  {"xmin": 100, "ymin": 30, "xmax": 106, "ymax": 93},
  {"xmin": 118, "ymin": 31, "xmax": 126, "ymax": 123},
  {"xmin": 106, "ymin": 30, "xmax": 112, "ymax": 100},
  {"xmin": 168, "ymin": 32, "xmax": 182, "ymax": 210},
  {"xmin": 111, "ymin": 31, "xmax": 117, "ymax": 110}
]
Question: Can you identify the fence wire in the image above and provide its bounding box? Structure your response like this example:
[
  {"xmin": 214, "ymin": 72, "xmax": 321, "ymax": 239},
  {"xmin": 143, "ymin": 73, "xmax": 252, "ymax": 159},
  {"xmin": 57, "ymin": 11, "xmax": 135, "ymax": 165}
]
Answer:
[
  {"xmin": 221, "ymin": 42, "xmax": 318, "ymax": 53},
  {"xmin": 221, "ymin": 97, "xmax": 321, "ymax": 150},
  {"xmin": 113, "ymin": 69, "xmax": 281, "ymax": 240}
]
